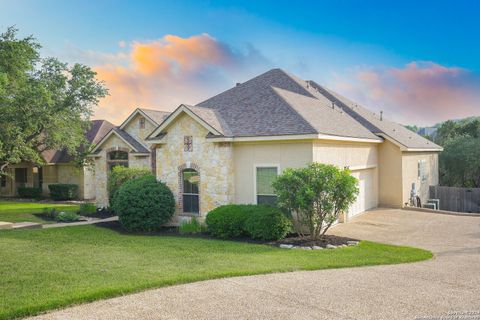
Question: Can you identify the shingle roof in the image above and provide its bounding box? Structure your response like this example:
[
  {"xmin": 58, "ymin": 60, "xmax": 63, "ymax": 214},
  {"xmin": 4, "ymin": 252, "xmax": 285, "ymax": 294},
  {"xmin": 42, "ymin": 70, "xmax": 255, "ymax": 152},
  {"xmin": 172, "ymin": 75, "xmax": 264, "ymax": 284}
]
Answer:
[
  {"xmin": 306, "ymin": 81, "xmax": 443, "ymax": 150},
  {"xmin": 42, "ymin": 120, "xmax": 115, "ymax": 164},
  {"xmin": 193, "ymin": 68, "xmax": 441, "ymax": 150},
  {"xmin": 111, "ymin": 127, "xmax": 150, "ymax": 153},
  {"xmin": 196, "ymin": 68, "xmax": 380, "ymax": 140},
  {"xmin": 139, "ymin": 108, "xmax": 171, "ymax": 125}
]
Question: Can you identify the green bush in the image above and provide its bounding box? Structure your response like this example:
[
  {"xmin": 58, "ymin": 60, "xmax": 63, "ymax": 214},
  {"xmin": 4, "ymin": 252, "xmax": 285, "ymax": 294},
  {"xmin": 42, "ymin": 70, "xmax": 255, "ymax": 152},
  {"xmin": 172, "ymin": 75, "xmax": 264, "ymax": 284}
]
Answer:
[
  {"xmin": 107, "ymin": 166, "xmax": 152, "ymax": 207},
  {"xmin": 244, "ymin": 206, "xmax": 292, "ymax": 240},
  {"xmin": 79, "ymin": 203, "xmax": 96, "ymax": 215},
  {"xmin": 17, "ymin": 187, "xmax": 42, "ymax": 199},
  {"xmin": 48, "ymin": 184, "xmax": 79, "ymax": 200},
  {"xmin": 113, "ymin": 175, "xmax": 175, "ymax": 232},
  {"xmin": 56, "ymin": 211, "xmax": 81, "ymax": 222},
  {"xmin": 42, "ymin": 208, "xmax": 59, "ymax": 220},
  {"xmin": 179, "ymin": 217, "xmax": 206, "ymax": 235},
  {"xmin": 205, "ymin": 205, "xmax": 254, "ymax": 239}
]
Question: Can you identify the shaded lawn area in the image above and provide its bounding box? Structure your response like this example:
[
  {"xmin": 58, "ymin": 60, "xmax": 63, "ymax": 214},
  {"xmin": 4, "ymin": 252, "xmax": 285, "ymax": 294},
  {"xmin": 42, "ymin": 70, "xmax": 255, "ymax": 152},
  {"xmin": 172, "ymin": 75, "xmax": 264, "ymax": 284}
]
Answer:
[
  {"xmin": 0, "ymin": 225, "xmax": 433, "ymax": 320},
  {"xmin": 0, "ymin": 200, "xmax": 80, "ymax": 223}
]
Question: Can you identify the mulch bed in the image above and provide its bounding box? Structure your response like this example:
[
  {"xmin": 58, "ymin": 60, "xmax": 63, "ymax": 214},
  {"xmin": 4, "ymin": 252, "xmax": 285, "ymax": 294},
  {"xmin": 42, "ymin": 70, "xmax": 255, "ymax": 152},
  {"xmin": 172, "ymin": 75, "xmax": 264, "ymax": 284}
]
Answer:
[
  {"xmin": 94, "ymin": 221, "xmax": 359, "ymax": 247},
  {"xmin": 273, "ymin": 235, "xmax": 359, "ymax": 247}
]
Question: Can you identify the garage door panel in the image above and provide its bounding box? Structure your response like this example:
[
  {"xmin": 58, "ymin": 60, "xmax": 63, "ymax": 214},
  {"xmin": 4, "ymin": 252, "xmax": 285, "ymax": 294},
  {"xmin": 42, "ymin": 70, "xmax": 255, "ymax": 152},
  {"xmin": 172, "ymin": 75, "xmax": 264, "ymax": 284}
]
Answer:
[{"xmin": 348, "ymin": 168, "xmax": 377, "ymax": 219}]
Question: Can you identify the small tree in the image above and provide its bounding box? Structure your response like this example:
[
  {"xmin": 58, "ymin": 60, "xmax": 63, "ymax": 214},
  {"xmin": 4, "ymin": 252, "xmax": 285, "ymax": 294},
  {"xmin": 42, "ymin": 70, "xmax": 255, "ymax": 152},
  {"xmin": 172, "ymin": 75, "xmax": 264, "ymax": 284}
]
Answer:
[{"xmin": 273, "ymin": 163, "xmax": 358, "ymax": 240}]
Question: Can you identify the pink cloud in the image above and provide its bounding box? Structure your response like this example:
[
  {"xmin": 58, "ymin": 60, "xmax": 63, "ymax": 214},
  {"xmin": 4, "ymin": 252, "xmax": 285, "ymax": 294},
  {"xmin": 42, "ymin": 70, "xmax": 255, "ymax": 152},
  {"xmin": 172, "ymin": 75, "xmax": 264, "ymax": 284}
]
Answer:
[
  {"xmin": 91, "ymin": 34, "xmax": 269, "ymax": 124},
  {"xmin": 331, "ymin": 61, "xmax": 480, "ymax": 126}
]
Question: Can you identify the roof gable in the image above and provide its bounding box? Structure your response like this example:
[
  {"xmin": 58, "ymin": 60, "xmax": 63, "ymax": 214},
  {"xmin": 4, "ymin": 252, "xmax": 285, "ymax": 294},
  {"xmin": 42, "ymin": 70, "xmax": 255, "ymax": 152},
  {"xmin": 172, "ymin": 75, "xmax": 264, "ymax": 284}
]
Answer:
[
  {"xmin": 91, "ymin": 128, "xmax": 150, "ymax": 154},
  {"xmin": 119, "ymin": 108, "xmax": 170, "ymax": 130},
  {"xmin": 148, "ymin": 104, "xmax": 224, "ymax": 140}
]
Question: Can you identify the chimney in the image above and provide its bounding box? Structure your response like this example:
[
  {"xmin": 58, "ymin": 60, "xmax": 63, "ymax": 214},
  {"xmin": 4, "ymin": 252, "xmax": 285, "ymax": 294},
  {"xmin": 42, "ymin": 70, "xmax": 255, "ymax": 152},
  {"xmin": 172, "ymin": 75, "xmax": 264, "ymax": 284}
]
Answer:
[{"xmin": 380, "ymin": 111, "xmax": 383, "ymax": 121}]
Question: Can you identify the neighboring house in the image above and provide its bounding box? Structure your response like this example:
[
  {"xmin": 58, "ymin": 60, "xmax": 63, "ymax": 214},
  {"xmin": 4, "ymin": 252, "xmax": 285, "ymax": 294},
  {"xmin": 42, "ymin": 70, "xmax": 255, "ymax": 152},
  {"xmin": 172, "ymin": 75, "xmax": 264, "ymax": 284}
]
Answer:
[
  {"xmin": 0, "ymin": 120, "xmax": 115, "ymax": 200},
  {"xmin": 91, "ymin": 69, "xmax": 442, "ymax": 222}
]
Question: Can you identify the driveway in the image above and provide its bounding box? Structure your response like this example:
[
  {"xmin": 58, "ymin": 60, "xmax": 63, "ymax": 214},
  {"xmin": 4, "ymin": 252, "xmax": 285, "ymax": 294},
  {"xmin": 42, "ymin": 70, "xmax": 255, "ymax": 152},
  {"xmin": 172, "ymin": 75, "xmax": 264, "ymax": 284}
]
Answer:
[{"xmin": 30, "ymin": 209, "xmax": 480, "ymax": 320}]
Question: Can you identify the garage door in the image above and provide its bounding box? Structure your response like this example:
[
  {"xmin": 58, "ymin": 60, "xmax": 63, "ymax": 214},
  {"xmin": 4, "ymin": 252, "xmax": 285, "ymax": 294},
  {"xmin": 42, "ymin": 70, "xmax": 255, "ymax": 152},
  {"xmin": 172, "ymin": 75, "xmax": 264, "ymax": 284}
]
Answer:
[{"xmin": 347, "ymin": 169, "xmax": 377, "ymax": 219}]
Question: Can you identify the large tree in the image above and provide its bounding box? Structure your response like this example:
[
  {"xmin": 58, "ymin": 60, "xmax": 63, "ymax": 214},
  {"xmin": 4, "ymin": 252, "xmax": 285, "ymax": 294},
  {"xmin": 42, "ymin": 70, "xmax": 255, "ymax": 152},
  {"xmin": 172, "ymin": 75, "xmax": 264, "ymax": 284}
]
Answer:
[{"xmin": 0, "ymin": 27, "xmax": 108, "ymax": 175}]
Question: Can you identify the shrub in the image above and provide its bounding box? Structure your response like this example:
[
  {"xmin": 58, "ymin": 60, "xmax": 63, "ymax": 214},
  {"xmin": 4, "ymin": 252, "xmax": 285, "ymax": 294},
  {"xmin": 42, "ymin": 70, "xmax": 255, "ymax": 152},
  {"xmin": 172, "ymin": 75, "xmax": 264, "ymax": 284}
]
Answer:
[
  {"xmin": 273, "ymin": 163, "xmax": 359, "ymax": 240},
  {"xmin": 107, "ymin": 166, "xmax": 152, "ymax": 207},
  {"xmin": 205, "ymin": 205, "xmax": 253, "ymax": 239},
  {"xmin": 42, "ymin": 208, "xmax": 59, "ymax": 220},
  {"xmin": 48, "ymin": 184, "xmax": 79, "ymax": 200},
  {"xmin": 17, "ymin": 187, "xmax": 42, "ymax": 199},
  {"xmin": 56, "ymin": 211, "xmax": 81, "ymax": 222},
  {"xmin": 113, "ymin": 175, "xmax": 175, "ymax": 232},
  {"xmin": 244, "ymin": 206, "xmax": 292, "ymax": 240},
  {"xmin": 179, "ymin": 217, "xmax": 206, "ymax": 235},
  {"xmin": 79, "ymin": 203, "xmax": 97, "ymax": 215}
]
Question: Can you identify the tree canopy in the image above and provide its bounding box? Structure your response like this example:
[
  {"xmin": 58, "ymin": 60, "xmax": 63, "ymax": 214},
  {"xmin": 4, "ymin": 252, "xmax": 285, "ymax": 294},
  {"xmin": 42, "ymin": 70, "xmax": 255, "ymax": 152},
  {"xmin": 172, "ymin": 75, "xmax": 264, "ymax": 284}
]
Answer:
[
  {"xmin": 0, "ymin": 27, "xmax": 108, "ymax": 174},
  {"xmin": 436, "ymin": 117, "xmax": 480, "ymax": 188}
]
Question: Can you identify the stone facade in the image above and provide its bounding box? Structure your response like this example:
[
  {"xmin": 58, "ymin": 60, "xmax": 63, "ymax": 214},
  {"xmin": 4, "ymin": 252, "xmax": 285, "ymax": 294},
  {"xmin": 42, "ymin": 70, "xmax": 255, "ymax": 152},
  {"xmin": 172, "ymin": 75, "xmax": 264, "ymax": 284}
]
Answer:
[
  {"xmin": 122, "ymin": 113, "xmax": 156, "ymax": 142},
  {"xmin": 93, "ymin": 134, "xmax": 151, "ymax": 207},
  {"xmin": 155, "ymin": 113, "xmax": 234, "ymax": 220}
]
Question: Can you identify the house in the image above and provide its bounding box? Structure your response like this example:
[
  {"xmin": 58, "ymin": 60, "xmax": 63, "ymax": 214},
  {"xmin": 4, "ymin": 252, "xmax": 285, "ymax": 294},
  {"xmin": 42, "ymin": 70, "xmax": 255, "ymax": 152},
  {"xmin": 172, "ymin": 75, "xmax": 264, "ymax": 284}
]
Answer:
[
  {"xmin": 90, "ymin": 69, "xmax": 442, "ymax": 222},
  {"xmin": 0, "ymin": 120, "xmax": 115, "ymax": 199}
]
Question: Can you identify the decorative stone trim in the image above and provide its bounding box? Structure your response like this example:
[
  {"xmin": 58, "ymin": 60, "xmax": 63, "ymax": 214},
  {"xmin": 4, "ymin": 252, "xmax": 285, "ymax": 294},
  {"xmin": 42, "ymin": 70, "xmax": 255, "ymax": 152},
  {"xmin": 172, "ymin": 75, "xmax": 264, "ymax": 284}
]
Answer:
[{"xmin": 177, "ymin": 162, "xmax": 200, "ymax": 215}]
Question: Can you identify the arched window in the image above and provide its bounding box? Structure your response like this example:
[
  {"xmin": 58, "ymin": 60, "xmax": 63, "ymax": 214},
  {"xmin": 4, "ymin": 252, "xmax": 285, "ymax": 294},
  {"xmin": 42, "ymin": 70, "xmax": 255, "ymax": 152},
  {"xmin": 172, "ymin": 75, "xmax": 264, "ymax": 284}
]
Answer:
[
  {"xmin": 182, "ymin": 168, "xmax": 199, "ymax": 214},
  {"xmin": 107, "ymin": 150, "xmax": 128, "ymax": 171}
]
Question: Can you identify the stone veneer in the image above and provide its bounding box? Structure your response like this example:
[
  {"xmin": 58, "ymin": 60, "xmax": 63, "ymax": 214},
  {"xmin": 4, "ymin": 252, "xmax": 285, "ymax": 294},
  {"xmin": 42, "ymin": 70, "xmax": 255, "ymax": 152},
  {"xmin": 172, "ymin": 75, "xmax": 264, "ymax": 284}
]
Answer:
[
  {"xmin": 93, "ymin": 134, "xmax": 150, "ymax": 207},
  {"xmin": 156, "ymin": 113, "xmax": 234, "ymax": 220}
]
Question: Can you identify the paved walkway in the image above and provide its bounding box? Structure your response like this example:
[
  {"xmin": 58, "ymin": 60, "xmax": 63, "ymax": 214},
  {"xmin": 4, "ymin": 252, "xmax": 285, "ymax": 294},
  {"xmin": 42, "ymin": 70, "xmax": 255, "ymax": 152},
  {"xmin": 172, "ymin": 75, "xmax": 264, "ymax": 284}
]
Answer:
[
  {"xmin": 42, "ymin": 216, "xmax": 118, "ymax": 228},
  {"xmin": 30, "ymin": 209, "xmax": 480, "ymax": 320}
]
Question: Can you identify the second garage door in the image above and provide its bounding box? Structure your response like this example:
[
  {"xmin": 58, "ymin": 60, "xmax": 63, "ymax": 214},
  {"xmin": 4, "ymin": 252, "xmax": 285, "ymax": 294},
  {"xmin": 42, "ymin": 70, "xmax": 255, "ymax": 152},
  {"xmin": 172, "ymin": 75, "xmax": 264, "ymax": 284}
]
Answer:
[{"xmin": 347, "ymin": 168, "xmax": 378, "ymax": 220}]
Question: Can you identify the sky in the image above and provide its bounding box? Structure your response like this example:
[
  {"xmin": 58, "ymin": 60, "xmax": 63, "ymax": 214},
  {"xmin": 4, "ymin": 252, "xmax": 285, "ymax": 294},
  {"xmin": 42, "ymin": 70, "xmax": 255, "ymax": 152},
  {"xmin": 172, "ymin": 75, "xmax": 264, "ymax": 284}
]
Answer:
[{"xmin": 1, "ymin": 0, "xmax": 479, "ymax": 126}]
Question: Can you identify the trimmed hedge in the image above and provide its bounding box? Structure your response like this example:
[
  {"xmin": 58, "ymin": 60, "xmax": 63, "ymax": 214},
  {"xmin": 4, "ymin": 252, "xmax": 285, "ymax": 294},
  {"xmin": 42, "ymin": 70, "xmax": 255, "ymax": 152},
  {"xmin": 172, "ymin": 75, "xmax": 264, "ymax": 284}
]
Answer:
[
  {"xmin": 205, "ymin": 205, "xmax": 250, "ymax": 239},
  {"xmin": 48, "ymin": 184, "xmax": 79, "ymax": 201},
  {"xmin": 113, "ymin": 175, "xmax": 175, "ymax": 232},
  {"xmin": 244, "ymin": 206, "xmax": 292, "ymax": 240},
  {"xmin": 205, "ymin": 204, "xmax": 291, "ymax": 240},
  {"xmin": 17, "ymin": 187, "xmax": 42, "ymax": 199}
]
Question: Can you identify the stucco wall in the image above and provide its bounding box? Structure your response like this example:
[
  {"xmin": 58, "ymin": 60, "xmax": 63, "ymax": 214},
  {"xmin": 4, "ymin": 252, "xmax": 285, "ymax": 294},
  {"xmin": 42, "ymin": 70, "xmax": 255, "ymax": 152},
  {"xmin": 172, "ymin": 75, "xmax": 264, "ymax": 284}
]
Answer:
[
  {"xmin": 377, "ymin": 140, "xmax": 403, "ymax": 207},
  {"xmin": 233, "ymin": 141, "xmax": 313, "ymax": 204},
  {"xmin": 312, "ymin": 141, "xmax": 378, "ymax": 168},
  {"xmin": 156, "ymin": 113, "xmax": 234, "ymax": 220},
  {"xmin": 402, "ymin": 152, "xmax": 439, "ymax": 206},
  {"xmin": 93, "ymin": 134, "xmax": 151, "ymax": 207},
  {"xmin": 123, "ymin": 113, "xmax": 156, "ymax": 143}
]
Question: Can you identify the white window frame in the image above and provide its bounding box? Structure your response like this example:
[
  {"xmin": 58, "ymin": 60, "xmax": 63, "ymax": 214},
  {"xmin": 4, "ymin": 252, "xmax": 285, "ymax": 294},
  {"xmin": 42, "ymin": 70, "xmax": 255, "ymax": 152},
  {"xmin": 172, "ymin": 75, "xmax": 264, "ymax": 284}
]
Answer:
[
  {"xmin": 418, "ymin": 160, "xmax": 427, "ymax": 182},
  {"xmin": 253, "ymin": 164, "xmax": 280, "ymax": 205}
]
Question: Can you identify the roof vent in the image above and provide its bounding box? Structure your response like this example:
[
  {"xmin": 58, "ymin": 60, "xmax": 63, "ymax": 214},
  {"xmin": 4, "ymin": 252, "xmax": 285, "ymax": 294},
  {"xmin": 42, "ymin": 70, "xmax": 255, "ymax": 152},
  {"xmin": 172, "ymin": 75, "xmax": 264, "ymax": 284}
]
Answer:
[
  {"xmin": 236, "ymin": 82, "xmax": 242, "ymax": 87},
  {"xmin": 380, "ymin": 111, "xmax": 383, "ymax": 121},
  {"xmin": 331, "ymin": 101, "xmax": 335, "ymax": 109}
]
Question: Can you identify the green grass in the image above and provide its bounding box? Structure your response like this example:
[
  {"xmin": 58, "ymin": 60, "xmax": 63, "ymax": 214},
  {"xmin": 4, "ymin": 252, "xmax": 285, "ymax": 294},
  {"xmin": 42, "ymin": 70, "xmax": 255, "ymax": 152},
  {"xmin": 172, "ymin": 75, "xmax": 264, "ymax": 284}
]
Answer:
[
  {"xmin": 0, "ymin": 225, "xmax": 432, "ymax": 319},
  {"xmin": 0, "ymin": 200, "xmax": 80, "ymax": 223}
]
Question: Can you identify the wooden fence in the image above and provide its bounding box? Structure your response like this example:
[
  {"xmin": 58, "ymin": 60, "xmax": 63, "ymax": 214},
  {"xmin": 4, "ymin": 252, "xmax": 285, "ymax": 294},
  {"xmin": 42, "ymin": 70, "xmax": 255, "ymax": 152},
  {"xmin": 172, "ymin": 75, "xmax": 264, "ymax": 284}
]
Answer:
[{"xmin": 429, "ymin": 186, "xmax": 480, "ymax": 213}]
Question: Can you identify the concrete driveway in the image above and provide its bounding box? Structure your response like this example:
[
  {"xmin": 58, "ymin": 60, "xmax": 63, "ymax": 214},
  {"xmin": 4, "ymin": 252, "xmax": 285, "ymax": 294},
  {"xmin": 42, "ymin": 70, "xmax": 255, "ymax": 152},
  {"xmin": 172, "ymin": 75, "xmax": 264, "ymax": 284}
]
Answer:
[{"xmin": 30, "ymin": 209, "xmax": 480, "ymax": 320}]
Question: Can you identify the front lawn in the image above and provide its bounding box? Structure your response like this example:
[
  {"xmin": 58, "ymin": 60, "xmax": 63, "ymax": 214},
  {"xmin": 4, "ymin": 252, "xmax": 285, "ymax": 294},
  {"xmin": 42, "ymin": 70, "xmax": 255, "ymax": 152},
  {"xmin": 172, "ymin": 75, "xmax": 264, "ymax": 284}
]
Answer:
[
  {"xmin": 0, "ymin": 200, "xmax": 80, "ymax": 223},
  {"xmin": 0, "ymin": 225, "xmax": 432, "ymax": 319}
]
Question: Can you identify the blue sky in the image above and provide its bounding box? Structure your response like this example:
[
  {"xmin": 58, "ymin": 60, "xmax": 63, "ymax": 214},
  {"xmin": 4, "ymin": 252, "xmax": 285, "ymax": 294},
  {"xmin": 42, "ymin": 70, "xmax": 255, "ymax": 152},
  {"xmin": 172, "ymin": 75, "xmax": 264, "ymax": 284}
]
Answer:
[{"xmin": 1, "ymin": 0, "xmax": 479, "ymax": 125}]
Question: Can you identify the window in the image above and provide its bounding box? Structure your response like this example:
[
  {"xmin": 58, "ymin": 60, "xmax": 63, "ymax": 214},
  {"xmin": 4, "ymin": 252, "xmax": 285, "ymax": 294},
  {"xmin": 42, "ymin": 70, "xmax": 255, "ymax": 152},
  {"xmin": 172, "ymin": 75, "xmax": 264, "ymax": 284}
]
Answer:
[
  {"xmin": 418, "ymin": 160, "xmax": 427, "ymax": 182},
  {"xmin": 139, "ymin": 117, "xmax": 146, "ymax": 129},
  {"xmin": 184, "ymin": 136, "xmax": 193, "ymax": 152},
  {"xmin": 0, "ymin": 175, "xmax": 6, "ymax": 188},
  {"xmin": 107, "ymin": 151, "xmax": 129, "ymax": 171},
  {"xmin": 182, "ymin": 169, "xmax": 199, "ymax": 214},
  {"xmin": 14, "ymin": 168, "xmax": 27, "ymax": 184},
  {"xmin": 256, "ymin": 167, "xmax": 278, "ymax": 205}
]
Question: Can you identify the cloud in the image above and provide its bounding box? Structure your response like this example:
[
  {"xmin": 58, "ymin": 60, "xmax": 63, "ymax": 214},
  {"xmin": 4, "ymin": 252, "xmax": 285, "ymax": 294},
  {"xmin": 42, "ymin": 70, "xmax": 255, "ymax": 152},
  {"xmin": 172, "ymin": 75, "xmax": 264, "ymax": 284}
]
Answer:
[
  {"xmin": 88, "ymin": 34, "xmax": 270, "ymax": 124},
  {"xmin": 331, "ymin": 61, "xmax": 480, "ymax": 126}
]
